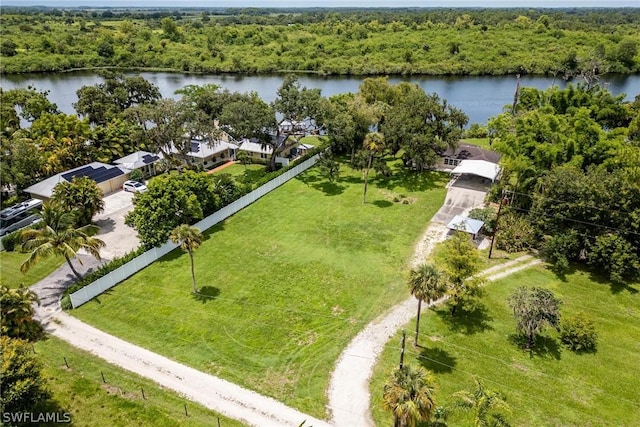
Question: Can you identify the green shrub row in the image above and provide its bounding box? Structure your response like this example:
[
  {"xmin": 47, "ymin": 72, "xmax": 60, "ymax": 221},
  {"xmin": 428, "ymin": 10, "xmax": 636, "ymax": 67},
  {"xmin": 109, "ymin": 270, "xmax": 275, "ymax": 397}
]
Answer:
[{"xmin": 60, "ymin": 246, "xmax": 146, "ymax": 309}]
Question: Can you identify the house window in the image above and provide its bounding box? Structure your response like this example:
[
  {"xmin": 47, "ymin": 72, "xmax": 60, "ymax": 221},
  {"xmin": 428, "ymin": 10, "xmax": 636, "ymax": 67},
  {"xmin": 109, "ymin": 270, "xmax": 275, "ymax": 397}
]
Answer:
[
  {"xmin": 260, "ymin": 153, "xmax": 268, "ymax": 159},
  {"xmin": 444, "ymin": 158, "xmax": 459, "ymax": 166}
]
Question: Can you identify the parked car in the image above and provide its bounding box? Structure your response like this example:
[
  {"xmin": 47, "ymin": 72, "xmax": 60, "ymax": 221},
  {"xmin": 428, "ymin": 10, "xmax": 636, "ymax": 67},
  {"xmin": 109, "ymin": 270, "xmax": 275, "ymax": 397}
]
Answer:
[{"xmin": 123, "ymin": 180, "xmax": 147, "ymax": 193}]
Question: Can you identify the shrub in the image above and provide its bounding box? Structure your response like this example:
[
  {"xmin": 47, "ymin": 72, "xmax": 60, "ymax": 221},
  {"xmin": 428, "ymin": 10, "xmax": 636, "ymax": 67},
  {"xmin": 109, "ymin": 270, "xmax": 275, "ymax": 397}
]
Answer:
[
  {"xmin": 128, "ymin": 168, "xmax": 144, "ymax": 182},
  {"xmin": 496, "ymin": 211, "xmax": 535, "ymax": 252},
  {"xmin": 542, "ymin": 231, "xmax": 581, "ymax": 275},
  {"xmin": 560, "ymin": 312, "xmax": 597, "ymax": 352},
  {"xmin": 61, "ymin": 245, "xmax": 145, "ymax": 309},
  {"xmin": 468, "ymin": 207, "xmax": 497, "ymax": 235}
]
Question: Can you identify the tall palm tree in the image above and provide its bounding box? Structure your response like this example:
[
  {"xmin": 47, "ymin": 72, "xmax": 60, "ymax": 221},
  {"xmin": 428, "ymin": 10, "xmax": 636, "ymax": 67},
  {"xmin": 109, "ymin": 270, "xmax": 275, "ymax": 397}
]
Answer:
[
  {"xmin": 383, "ymin": 364, "xmax": 437, "ymax": 427},
  {"xmin": 169, "ymin": 224, "xmax": 203, "ymax": 293},
  {"xmin": 408, "ymin": 263, "xmax": 446, "ymax": 346},
  {"xmin": 362, "ymin": 131, "xmax": 385, "ymax": 203},
  {"xmin": 451, "ymin": 378, "xmax": 511, "ymax": 427},
  {"xmin": 20, "ymin": 203, "xmax": 105, "ymax": 280}
]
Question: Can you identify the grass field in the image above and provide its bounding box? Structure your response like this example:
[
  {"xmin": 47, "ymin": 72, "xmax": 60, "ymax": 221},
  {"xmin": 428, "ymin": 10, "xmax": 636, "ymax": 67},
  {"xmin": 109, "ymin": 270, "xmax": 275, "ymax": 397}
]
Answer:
[
  {"xmin": 0, "ymin": 251, "xmax": 64, "ymax": 289},
  {"xmin": 211, "ymin": 163, "xmax": 267, "ymax": 181},
  {"xmin": 34, "ymin": 336, "xmax": 245, "ymax": 427},
  {"xmin": 72, "ymin": 159, "xmax": 449, "ymax": 417},
  {"xmin": 370, "ymin": 264, "xmax": 640, "ymax": 426}
]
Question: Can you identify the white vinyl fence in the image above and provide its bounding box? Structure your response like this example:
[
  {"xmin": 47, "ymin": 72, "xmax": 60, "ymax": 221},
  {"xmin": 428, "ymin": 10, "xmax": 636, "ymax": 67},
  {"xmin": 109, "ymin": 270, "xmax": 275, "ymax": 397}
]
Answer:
[{"xmin": 70, "ymin": 154, "xmax": 321, "ymax": 308}]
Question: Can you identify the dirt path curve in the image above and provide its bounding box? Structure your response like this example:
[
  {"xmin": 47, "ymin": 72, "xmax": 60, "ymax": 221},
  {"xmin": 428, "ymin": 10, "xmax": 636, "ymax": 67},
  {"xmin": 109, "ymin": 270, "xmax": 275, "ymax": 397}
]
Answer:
[
  {"xmin": 327, "ymin": 231, "xmax": 541, "ymax": 426},
  {"xmin": 45, "ymin": 312, "xmax": 331, "ymax": 427}
]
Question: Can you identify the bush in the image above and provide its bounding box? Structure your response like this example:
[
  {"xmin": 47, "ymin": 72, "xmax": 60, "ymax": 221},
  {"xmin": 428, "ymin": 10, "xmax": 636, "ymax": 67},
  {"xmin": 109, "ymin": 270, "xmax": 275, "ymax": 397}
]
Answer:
[
  {"xmin": 560, "ymin": 312, "xmax": 598, "ymax": 352},
  {"xmin": 465, "ymin": 123, "xmax": 488, "ymax": 138},
  {"xmin": 1, "ymin": 222, "xmax": 44, "ymax": 252},
  {"xmin": 542, "ymin": 231, "xmax": 581, "ymax": 275},
  {"xmin": 61, "ymin": 246, "xmax": 145, "ymax": 309},
  {"xmin": 128, "ymin": 168, "xmax": 144, "ymax": 182},
  {"xmin": 468, "ymin": 207, "xmax": 497, "ymax": 235},
  {"xmin": 496, "ymin": 211, "xmax": 535, "ymax": 253}
]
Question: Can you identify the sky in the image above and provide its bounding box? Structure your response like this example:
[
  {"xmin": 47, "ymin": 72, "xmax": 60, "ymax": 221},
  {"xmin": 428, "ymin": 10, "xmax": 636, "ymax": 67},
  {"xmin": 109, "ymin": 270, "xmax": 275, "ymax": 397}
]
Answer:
[{"xmin": 2, "ymin": 0, "xmax": 638, "ymax": 8}]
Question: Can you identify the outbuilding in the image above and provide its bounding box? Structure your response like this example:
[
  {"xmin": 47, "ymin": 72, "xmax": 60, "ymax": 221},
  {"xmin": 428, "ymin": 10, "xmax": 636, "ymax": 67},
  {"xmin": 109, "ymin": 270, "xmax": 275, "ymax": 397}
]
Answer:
[{"xmin": 447, "ymin": 214, "xmax": 485, "ymax": 240}]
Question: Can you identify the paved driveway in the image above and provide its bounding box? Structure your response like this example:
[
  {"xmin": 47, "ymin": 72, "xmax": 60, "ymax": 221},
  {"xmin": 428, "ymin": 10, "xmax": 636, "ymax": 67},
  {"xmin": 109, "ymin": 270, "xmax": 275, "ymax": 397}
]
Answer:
[
  {"xmin": 93, "ymin": 190, "xmax": 140, "ymax": 260},
  {"xmin": 32, "ymin": 190, "xmax": 139, "ymax": 311},
  {"xmin": 431, "ymin": 175, "xmax": 490, "ymax": 224}
]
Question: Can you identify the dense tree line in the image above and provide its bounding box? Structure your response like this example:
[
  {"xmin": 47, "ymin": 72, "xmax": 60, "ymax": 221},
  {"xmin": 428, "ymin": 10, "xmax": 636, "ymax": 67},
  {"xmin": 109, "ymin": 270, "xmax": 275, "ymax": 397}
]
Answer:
[
  {"xmin": 489, "ymin": 84, "xmax": 640, "ymax": 283},
  {"xmin": 0, "ymin": 8, "xmax": 638, "ymax": 75}
]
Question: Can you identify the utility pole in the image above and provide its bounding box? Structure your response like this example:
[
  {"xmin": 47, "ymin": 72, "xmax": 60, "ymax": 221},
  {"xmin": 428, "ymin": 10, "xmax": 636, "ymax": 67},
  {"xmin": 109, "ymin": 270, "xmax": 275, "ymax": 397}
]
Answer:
[
  {"xmin": 488, "ymin": 193, "xmax": 509, "ymax": 259},
  {"xmin": 399, "ymin": 330, "xmax": 406, "ymax": 369}
]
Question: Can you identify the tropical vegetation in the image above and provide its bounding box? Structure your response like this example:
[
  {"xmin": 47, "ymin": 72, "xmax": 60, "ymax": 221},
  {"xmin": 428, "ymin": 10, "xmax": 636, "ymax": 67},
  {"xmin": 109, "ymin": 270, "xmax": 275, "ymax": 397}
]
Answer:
[
  {"xmin": 371, "ymin": 265, "xmax": 640, "ymax": 426},
  {"xmin": 20, "ymin": 203, "xmax": 105, "ymax": 280},
  {"xmin": 169, "ymin": 224, "xmax": 204, "ymax": 293},
  {"xmin": 0, "ymin": 8, "xmax": 638, "ymax": 76}
]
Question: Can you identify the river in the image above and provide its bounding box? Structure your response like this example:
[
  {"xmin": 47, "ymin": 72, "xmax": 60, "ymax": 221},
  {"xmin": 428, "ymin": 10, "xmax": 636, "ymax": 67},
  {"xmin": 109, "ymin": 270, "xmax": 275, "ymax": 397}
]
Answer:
[{"xmin": 1, "ymin": 71, "xmax": 638, "ymax": 125}]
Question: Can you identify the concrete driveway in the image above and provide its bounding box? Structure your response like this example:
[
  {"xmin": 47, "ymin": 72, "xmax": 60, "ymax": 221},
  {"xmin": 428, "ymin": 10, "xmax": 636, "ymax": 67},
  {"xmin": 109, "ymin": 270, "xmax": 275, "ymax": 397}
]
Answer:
[
  {"xmin": 31, "ymin": 190, "xmax": 140, "ymax": 312},
  {"xmin": 432, "ymin": 174, "xmax": 490, "ymax": 224},
  {"xmin": 93, "ymin": 190, "xmax": 140, "ymax": 260}
]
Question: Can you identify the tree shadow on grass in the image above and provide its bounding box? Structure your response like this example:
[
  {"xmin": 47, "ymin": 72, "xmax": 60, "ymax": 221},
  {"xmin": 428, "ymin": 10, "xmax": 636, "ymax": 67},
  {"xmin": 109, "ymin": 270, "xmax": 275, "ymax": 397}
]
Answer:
[
  {"xmin": 435, "ymin": 303, "xmax": 494, "ymax": 335},
  {"xmin": 508, "ymin": 333, "xmax": 562, "ymax": 360},
  {"xmin": 371, "ymin": 199, "xmax": 393, "ymax": 208},
  {"xmin": 376, "ymin": 169, "xmax": 448, "ymax": 192},
  {"xmin": 192, "ymin": 286, "xmax": 220, "ymax": 303},
  {"xmin": 417, "ymin": 346, "xmax": 457, "ymax": 374},
  {"xmin": 312, "ymin": 181, "xmax": 345, "ymax": 196}
]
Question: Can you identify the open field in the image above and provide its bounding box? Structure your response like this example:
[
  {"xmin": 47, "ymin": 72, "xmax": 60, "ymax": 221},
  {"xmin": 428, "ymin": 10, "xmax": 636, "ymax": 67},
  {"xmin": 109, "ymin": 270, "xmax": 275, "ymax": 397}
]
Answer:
[
  {"xmin": 0, "ymin": 251, "xmax": 64, "ymax": 289},
  {"xmin": 72, "ymin": 159, "xmax": 449, "ymax": 417},
  {"xmin": 370, "ymin": 264, "xmax": 640, "ymax": 426},
  {"xmin": 34, "ymin": 336, "xmax": 245, "ymax": 427}
]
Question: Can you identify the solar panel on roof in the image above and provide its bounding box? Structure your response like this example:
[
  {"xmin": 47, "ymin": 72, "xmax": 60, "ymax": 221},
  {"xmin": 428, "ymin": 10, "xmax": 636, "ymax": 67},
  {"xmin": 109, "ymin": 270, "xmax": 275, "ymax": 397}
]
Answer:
[
  {"xmin": 142, "ymin": 154, "xmax": 159, "ymax": 164},
  {"xmin": 61, "ymin": 165, "xmax": 93, "ymax": 181},
  {"xmin": 190, "ymin": 142, "xmax": 200, "ymax": 153}
]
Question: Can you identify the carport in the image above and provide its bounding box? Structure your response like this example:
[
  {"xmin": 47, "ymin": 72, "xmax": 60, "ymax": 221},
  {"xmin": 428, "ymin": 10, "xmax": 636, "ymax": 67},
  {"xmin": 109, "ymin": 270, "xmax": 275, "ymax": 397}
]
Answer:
[
  {"xmin": 447, "ymin": 214, "xmax": 485, "ymax": 239},
  {"xmin": 450, "ymin": 160, "xmax": 501, "ymax": 182}
]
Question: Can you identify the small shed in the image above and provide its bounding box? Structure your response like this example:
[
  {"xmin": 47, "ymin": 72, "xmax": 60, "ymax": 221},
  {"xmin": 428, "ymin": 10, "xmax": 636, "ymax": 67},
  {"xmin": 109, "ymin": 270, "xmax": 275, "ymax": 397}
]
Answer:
[{"xmin": 447, "ymin": 215, "xmax": 485, "ymax": 239}]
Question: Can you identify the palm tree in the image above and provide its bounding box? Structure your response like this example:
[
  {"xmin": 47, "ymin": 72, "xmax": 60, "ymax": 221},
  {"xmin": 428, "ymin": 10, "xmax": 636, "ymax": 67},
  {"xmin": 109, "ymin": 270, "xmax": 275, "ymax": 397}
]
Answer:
[
  {"xmin": 0, "ymin": 286, "xmax": 40, "ymax": 339},
  {"xmin": 408, "ymin": 263, "xmax": 446, "ymax": 346},
  {"xmin": 169, "ymin": 224, "xmax": 203, "ymax": 293},
  {"xmin": 362, "ymin": 131, "xmax": 385, "ymax": 203},
  {"xmin": 20, "ymin": 203, "xmax": 105, "ymax": 280},
  {"xmin": 451, "ymin": 378, "xmax": 511, "ymax": 427},
  {"xmin": 383, "ymin": 364, "xmax": 437, "ymax": 427}
]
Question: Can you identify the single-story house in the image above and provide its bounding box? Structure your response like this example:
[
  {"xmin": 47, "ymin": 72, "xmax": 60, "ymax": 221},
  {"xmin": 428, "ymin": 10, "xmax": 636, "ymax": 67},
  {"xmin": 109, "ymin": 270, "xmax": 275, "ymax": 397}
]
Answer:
[
  {"xmin": 173, "ymin": 139, "xmax": 239, "ymax": 169},
  {"xmin": 439, "ymin": 144, "xmax": 501, "ymax": 169},
  {"xmin": 447, "ymin": 215, "xmax": 485, "ymax": 240},
  {"xmin": 25, "ymin": 162, "xmax": 129, "ymax": 201},
  {"xmin": 113, "ymin": 151, "xmax": 161, "ymax": 177},
  {"xmin": 237, "ymin": 139, "xmax": 272, "ymax": 161}
]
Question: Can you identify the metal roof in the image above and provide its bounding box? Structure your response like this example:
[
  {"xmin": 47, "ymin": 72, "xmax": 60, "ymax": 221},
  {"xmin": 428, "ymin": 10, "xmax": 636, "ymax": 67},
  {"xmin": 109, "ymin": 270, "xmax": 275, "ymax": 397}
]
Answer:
[
  {"xmin": 447, "ymin": 215, "xmax": 485, "ymax": 235},
  {"xmin": 450, "ymin": 160, "xmax": 502, "ymax": 182}
]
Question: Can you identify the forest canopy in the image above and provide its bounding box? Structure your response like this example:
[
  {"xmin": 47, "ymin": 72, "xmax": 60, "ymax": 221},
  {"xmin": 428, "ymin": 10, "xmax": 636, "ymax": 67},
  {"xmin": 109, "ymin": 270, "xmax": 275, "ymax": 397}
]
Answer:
[{"xmin": 0, "ymin": 8, "xmax": 638, "ymax": 76}]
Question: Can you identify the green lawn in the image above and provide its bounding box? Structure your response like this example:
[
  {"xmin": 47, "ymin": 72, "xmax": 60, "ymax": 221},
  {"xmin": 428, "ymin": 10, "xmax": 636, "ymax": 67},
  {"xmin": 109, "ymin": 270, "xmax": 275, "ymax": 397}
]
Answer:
[
  {"xmin": 72, "ymin": 159, "xmax": 449, "ymax": 418},
  {"xmin": 370, "ymin": 265, "xmax": 640, "ymax": 426},
  {"xmin": 0, "ymin": 250, "xmax": 64, "ymax": 289},
  {"xmin": 212, "ymin": 163, "xmax": 267, "ymax": 181},
  {"xmin": 34, "ymin": 336, "xmax": 245, "ymax": 427}
]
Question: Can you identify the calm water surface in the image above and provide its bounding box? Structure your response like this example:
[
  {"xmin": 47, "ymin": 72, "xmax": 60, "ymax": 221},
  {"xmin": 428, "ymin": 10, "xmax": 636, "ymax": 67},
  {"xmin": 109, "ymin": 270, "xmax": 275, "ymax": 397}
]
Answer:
[{"xmin": 2, "ymin": 71, "xmax": 638, "ymax": 125}]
